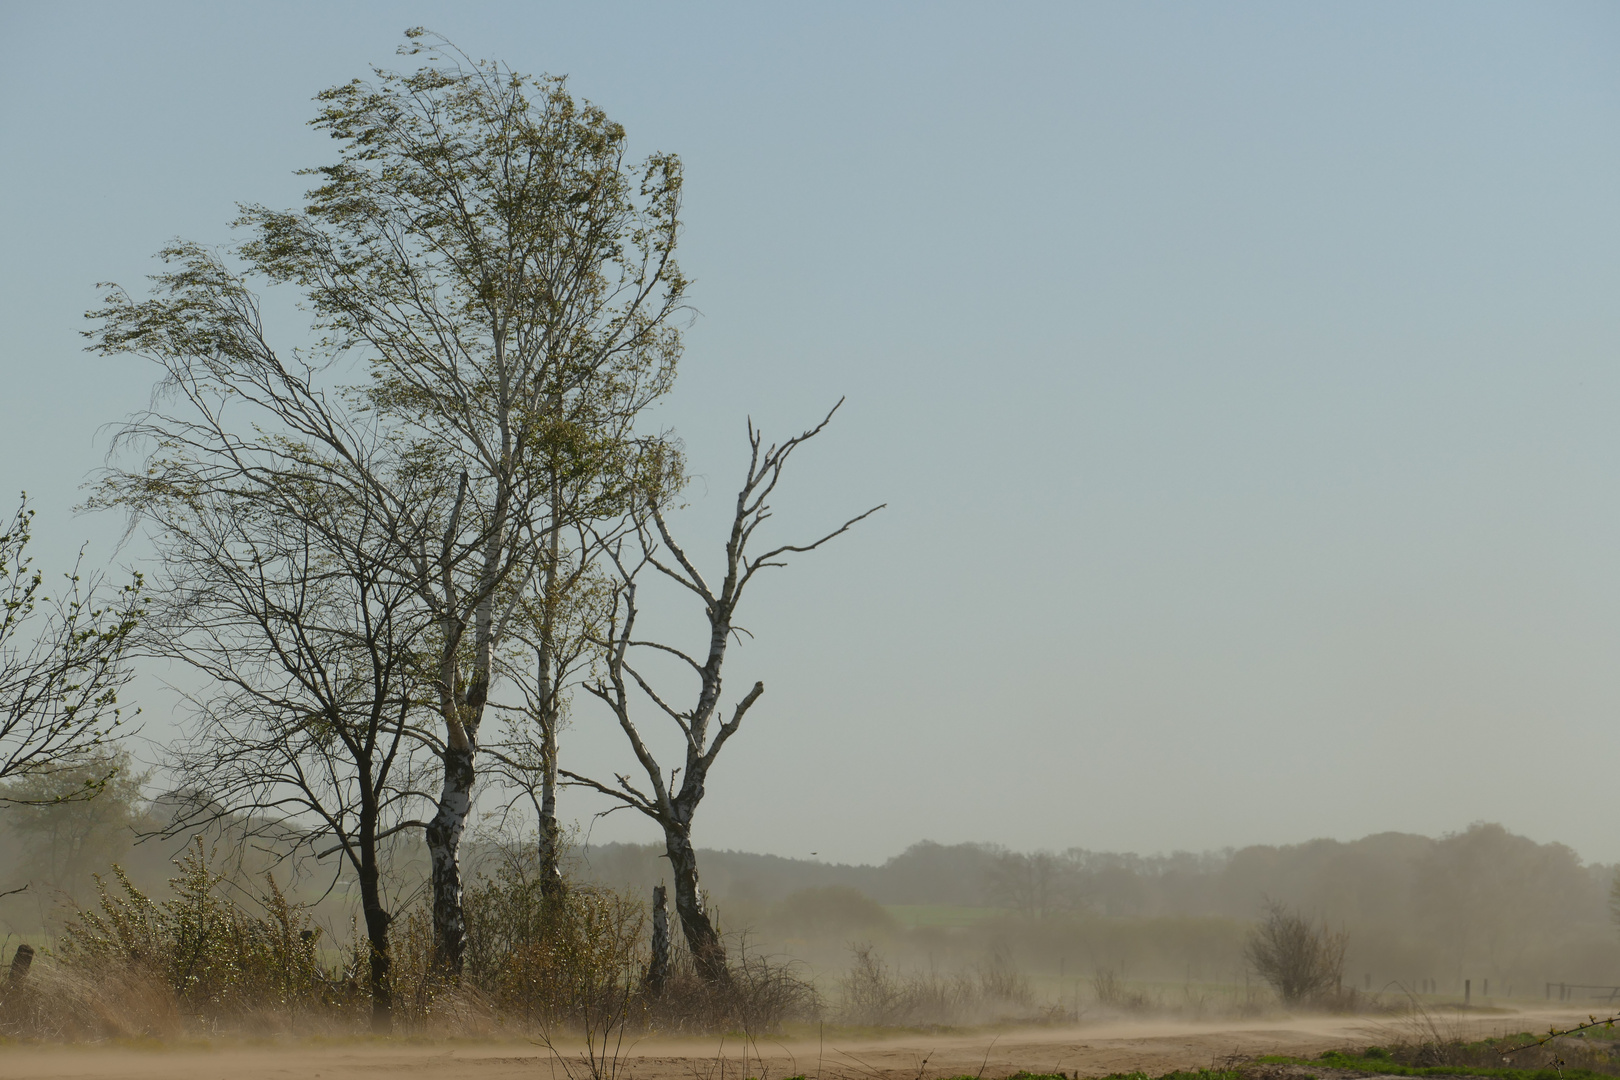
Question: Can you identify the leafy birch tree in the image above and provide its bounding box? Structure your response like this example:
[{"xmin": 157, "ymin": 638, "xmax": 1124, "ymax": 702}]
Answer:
[
  {"xmin": 242, "ymin": 31, "xmax": 687, "ymax": 974},
  {"xmin": 93, "ymin": 29, "xmax": 688, "ymax": 975}
]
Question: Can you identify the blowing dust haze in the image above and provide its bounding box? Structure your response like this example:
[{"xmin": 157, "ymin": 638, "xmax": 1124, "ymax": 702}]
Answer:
[{"xmin": 1, "ymin": 0, "xmax": 1618, "ymax": 1073}]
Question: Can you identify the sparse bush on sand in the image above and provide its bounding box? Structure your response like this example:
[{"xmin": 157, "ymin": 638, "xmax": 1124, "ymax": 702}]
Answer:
[{"xmin": 1244, "ymin": 900, "xmax": 1348, "ymax": 1007}]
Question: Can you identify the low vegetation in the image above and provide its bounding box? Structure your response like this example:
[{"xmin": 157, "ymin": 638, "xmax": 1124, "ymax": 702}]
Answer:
[
  {"xmin": 1259, "ymin": 1029, "xmax": 1620, "ymax": 1080},
  {"xmin": 1245, "ymin": 900, "xmax": 1350, "ymax": 1007},
  {"xmin": 0, "ymin": 836, "xmax": 827, "ymax": 1040}
]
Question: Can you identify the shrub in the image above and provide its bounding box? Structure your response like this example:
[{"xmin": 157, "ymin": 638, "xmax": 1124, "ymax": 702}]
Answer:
[
  {"xmin": 835, "ymin": 942, "xmax": 1035, "ymax": 1028},
  {"xmin": 1244, "ymin": 900, "xmax": 1347, "ymax": 1005},
  {"xmin": 643, "ymin": 938, "xmax": 819, "ymax": 1035},
  {"xmin": 445, "ymin": 842, "xmax": 645, "ymax": 1029},
  {"xmin": 19, "ymin": 838, "xmax": 334, "ymax": 1035}
]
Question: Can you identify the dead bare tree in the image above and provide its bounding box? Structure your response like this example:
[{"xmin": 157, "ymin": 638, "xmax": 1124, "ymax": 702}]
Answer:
[{"xmin": 563, "ymin": 403, "xmax": 881, "ymax": 982}]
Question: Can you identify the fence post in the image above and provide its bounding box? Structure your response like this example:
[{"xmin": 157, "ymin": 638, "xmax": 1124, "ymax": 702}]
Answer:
[
  {"xmin": 647, "ymin": 884, "xmax": 671, "ymax": 998},
  {"xmin": 7, "ymin": 944, "xmax": 32, "ymax": 987},
  {"xmin": 1465, "ymin": 979, "xmax": 1471, "ymax": 1004}
]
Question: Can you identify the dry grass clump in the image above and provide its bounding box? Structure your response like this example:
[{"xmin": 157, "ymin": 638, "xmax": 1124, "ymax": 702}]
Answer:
[
  {"xmin": 1326, "ymin": 1017, "xmax": 1620, "ymax": 1076},
  {"xmin": 1360, "ymin": 1002, "xmax": 1620, "ymax": 1074},
  {"xmin": 835, "ymin": 943, "xmax": 1034, "ymax": 1028}
]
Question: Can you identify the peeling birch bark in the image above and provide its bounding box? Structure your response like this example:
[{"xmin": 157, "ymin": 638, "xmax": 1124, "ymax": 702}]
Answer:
[
  {"xmin": 666, "ymin": 828, "xmax": 728, "ymax": 983},
  {"xmin": 425, "ymin": 744, "xmax": 474, "ymax": 975}
]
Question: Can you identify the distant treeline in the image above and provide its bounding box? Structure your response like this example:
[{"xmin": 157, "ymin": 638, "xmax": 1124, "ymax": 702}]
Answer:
[
  {"xmin": 2, "ymin": 764, "xmax": 1613, "ymax": 994},
  {"xmin": 576, "ymin": 824, "xmax": 1619, "ymax": 989}
]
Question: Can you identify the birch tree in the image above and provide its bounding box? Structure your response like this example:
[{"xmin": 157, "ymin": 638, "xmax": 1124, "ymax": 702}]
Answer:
[
  {"xmin": 242, "ymin": 31, "xmax": 687, "ymax": 974},
  {"xmin": 487, "ymin": 549, "xmax": 616, "ymax": 901},
  {"xmin": 94, "ymin": 29, "xmax": 688, "ymax": 975},
  {"xmin": 564, "ymin": 405, "xmax": 881, "ymax": 982}
]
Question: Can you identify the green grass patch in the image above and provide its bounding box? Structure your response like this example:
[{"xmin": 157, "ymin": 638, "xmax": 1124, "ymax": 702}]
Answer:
[
  {"xmin": 923, "ymin": 1072, "xmax": 1246, "ymax": 1080},
  {"xmin": 1254, "ymin": 1047, "xmax": 1615, "ymax": 1080}
]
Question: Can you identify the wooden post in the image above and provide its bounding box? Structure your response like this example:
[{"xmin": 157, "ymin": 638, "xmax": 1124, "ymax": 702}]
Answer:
[
  {"xmin": 8, "ymin": 944, "xmax": 32, "ymax": 987},
  {"xmin": 646, "ymin": 884, "xmax": 670, "ymax": 998},
  {"xmin": 1465, "ymin": 979, "xmax": 1471, "ymax": 1004}
]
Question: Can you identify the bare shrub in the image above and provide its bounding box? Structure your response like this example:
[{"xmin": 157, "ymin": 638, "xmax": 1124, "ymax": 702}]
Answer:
[
  {"xmin": 977, "ymin": 943, "xmax": 1034, "ymax": 1008},
  {"xmin": 1091, "ymin": 966, "xmax": 1153, "ymax": 1011},
  {"xmin": 1245, "ymin": 900, "xmax": 1347, "ymax": 1005},
  {"xmin": 836, "ymin": 943, "xmax": 1038, "ymax": 1028},
  {"xmin": 643, "ymin": 938, "xmax": 819, "ymax": 1035},
  {"xmin": 838, "ymin": 943, "xmax": 972, "ymax": 1028}
]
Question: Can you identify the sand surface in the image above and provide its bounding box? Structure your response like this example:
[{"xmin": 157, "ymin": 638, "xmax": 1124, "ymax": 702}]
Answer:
[{"xmin": 0, "ymin": 1007, "xmax": 1594, "ymax": 1080}]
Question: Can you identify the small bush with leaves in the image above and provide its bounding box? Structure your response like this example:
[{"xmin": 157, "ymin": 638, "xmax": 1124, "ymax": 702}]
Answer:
[
  {"xmin": 57, "ymin": 838, "xmax": 328, "ymax": 1021},
  {"xmin": 427, "ymin": 843, "xmax": 648, "ymax": 1029}
]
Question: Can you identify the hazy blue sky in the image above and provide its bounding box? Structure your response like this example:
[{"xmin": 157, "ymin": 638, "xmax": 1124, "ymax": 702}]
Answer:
[{"xmin": 4, "ymin": 2, "xmax": 1620, "ymax": 865}]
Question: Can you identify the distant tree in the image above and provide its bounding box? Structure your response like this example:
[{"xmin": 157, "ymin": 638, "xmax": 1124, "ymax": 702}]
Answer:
[
  {"xmin": 1245, "ymin": 899, "xmax": 1347, "ymax": 1004},
  {"xmin": 1, "ymin": 746, "xmax": 147, "ymax": 896},
  {"xmin": 563, "ymin": 405, "xmax": 881, "ymax": 982},
  {"xmin": 0, "ymin": 495, "xmax": 142, "ymax": 829},
  {"xmin": 986, "ymin": 849, "xmax": 1077, "ymax": 919}
]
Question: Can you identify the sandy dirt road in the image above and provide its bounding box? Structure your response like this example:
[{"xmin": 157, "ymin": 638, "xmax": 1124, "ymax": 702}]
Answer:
[{"xmin": 0, "ymin": 1008, "xmax": 1594, "ymax": 1080}]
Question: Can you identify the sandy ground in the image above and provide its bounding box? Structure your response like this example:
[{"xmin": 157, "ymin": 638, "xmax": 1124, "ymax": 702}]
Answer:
[{"xmin": 0, "ymin": 1007, "xmax": 1595, "ymax": 1080}]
